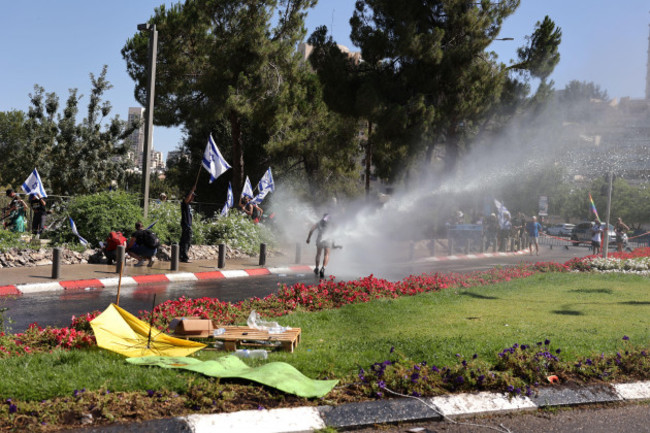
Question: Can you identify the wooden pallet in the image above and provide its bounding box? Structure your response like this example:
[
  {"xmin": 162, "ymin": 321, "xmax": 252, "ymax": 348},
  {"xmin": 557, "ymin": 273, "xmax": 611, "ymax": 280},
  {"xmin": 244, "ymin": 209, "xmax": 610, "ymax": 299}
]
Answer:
[{"xmin": 213, "ymin": 326, "xmax": 302, "ymax": 353}]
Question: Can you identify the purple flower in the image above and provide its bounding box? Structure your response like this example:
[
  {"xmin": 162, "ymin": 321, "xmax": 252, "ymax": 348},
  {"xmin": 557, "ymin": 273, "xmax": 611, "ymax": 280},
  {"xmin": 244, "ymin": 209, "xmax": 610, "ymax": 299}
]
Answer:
[
  {"xmin": 411, "ymin": 391, "xmax": 421, "ymax": 397},
  {"xmin": 556, "ymin": 348, "xmax": 561, "ymax": 354},
  {"xmin": 147, "ymin": 390, "xmax": 155, "ymax": 397},
  {"xmin": 377, "ymin": 380, "xmax": 386, "ymax": 389},
  {"xmin": 506, "ymin": 385, "xmax": 514, "ymax": 392},
  {"xmin": 431, "ymin": 365, "xmax": 439, "ymax": 373},
  {"xmin": 472, "ymin": 353, "xmax": 478, "ymax": 359},
  {"xmin": 586, "ymin": 359, "xmax": 593, "ymax": 366},
  {"xmin": 257, "ymin": 405, "xmax": 265, "ymax": 410},
  {"xmin": 456, "ymin": 376, "xmax": 465, "ymax": 384},
  {"xmin": 462, "ymin": 360, "xmax": 467, "ymax": 367},
  {"xmin": 8, "ymin": 404, "xmax": 16, "ymax": 414},
  {"xmin": 410, "ymin": 372, "xmax": 420, "ymax": 382},
  {"xmin": 478, "ymin": 375, "xmax": 485, "ymax": 382},
  {"xmin": 623, "ymin": 335, "xmax": 630, "ymax": 341},
  {"xmin": 376, "ymin": 391, "xmax": 383, "ymax": 397},
  {"xmin": 544, "ymin": 339, "xmax": 551, "ymax": 346},
  {"xmin": 390, "ymin": 346, "xmax": 395, "ymax": 353}
]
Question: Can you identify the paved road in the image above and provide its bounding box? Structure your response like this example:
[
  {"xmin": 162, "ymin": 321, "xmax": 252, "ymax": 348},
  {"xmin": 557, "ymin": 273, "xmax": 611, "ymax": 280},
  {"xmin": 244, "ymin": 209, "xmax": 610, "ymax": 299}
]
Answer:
[
  {"xmin": 2, "ymin": 243, "xmax": 590, "ymax": 332},
  {"xmin": 344, "ymin": 401, "xmax": 650, "ymax": 433}
]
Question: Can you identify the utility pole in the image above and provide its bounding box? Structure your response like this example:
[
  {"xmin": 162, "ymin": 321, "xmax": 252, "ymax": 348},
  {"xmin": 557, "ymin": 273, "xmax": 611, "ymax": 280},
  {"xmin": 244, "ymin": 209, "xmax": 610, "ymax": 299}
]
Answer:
[{"xmin": 137, "ymin": 23, "xmax": 158, "ymax": 219}]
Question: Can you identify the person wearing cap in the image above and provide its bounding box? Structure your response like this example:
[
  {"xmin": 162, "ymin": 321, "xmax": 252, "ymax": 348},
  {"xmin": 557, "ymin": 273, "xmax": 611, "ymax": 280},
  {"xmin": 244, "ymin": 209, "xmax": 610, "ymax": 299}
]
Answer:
[
  {"xmin": 179, "ymin": 186, "xmax": 196, "ymax": 263},
  {"xmin": 3, "ymin": 189, "xmax": 27, "ymax": 233}
]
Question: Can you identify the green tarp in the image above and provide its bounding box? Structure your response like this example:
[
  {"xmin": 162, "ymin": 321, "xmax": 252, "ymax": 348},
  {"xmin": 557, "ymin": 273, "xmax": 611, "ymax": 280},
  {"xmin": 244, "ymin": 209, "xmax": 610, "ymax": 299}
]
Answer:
[{"xmin": 127, "ymin": 355, "xmax": 338, "ymax": 398}]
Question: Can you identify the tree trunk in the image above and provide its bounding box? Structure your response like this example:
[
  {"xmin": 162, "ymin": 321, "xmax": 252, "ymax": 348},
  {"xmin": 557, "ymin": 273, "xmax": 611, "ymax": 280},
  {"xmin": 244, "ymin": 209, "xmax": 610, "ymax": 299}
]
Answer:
[
  {"xmin": 365, "ymin": 121, "xmax": 373, "ymax": 199},
  {"xmin": 229, "ymin": 110, "xmax": 244, "ymax": 200}
]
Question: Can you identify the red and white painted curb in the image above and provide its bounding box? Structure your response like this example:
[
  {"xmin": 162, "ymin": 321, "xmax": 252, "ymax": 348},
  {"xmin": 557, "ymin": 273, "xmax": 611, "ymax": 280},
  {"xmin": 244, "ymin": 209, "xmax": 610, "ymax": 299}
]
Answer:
[
  {"xmin": 416, "ymin": 249, "xmax": 529, "ymax": 262},
  {"xmin": 0, "ymin": 265, "xmax": 313, "ymax": 296}
]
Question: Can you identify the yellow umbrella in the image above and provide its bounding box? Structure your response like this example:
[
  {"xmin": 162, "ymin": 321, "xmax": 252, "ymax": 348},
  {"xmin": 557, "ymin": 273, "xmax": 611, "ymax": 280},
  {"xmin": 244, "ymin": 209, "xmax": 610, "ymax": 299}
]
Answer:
[{"xmin": 90, "ymin": 303, "xmax": 206, "ymax": 358}]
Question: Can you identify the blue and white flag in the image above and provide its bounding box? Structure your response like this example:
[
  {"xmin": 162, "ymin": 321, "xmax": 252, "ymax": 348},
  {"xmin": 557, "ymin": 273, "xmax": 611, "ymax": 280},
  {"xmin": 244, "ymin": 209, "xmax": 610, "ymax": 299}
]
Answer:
[
  {"xmin": 251, "ymin": 167, "xmax": 274, "ymax": 205},
  {"xmin": 202, "ymin": 134, "xmax": 231, "ymax": 183},
  {"xmin": 69, "ymin": 217, "xmax": 89, "ymax": 246},
  {"xmin": 146, "ymin": 221, "xmax": 157, "ymax": 230},
  {"xmin": 221, "ymin": 183, "xmax": 234, "ymax": 216},
  {"xmin": 21, "ymin": 168, "xmax": 47, "ymax": 198},
  {"xmin": 242, "ymin": 176, "xmax": 254, "ymax": 199},
  {"xmin": 494, "ymin": 199, "xmax": 511, "ymax": 229}
]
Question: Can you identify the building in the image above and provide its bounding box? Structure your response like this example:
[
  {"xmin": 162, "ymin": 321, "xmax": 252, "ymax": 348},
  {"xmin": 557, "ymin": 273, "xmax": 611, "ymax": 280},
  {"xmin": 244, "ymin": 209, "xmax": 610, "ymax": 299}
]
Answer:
[
  {"xmin": 126, "ymin": 107, "xmax": 145, "ymax": 167},
  {"xmin": 298, "ymin": 42, "xmax": 362, "ymax": 65}
]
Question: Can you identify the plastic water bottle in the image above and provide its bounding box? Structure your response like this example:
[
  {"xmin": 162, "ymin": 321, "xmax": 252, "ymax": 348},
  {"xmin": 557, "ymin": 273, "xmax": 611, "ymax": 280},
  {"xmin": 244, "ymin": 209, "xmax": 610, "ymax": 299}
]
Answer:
[
  {"xmin": 213, "ymin": 328, "xmax": 226, "ymax": 336},
  {"xmin": 234, "ymin": 349, "xmax": 268, "ymax": 359}
]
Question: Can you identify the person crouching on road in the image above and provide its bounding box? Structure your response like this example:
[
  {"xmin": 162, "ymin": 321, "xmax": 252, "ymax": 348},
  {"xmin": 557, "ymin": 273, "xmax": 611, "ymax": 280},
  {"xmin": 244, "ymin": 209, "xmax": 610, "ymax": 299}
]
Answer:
[{"xmin": 126, "ymin": 222, "xmax": 157, "ymax": 267}]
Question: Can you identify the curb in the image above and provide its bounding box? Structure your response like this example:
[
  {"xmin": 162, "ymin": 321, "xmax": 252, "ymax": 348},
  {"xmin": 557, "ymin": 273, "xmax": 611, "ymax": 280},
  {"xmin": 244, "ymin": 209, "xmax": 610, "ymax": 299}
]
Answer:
[
  {"xmin": 69, "ymin": 380, "xmax": 650, "ymax": 432},
  {"xmin": 415, "ymin": 249, "xmax": 529, "ymax": 263},
  {"xmin": 0, "ymin": 265, "xmax": 313, "ymax": 296}
]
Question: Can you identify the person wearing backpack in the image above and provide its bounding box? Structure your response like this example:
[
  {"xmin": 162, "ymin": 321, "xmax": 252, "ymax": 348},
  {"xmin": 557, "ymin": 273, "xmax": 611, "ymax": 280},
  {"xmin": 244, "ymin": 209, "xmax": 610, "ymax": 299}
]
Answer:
[
  {"xmin": 126, "ymin": 222, "xmax": 159, "ymax": 267},
  {"xmin": 102, "ymin": 231, "xmax": 127, "ymax": 265}
]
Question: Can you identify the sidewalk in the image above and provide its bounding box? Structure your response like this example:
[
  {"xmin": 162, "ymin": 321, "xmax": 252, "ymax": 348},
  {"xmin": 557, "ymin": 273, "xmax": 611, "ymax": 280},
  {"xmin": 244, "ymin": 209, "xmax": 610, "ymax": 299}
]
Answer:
[{"xmin": 0, "ymin": 251, "xmax": 308, "ymax": 292}]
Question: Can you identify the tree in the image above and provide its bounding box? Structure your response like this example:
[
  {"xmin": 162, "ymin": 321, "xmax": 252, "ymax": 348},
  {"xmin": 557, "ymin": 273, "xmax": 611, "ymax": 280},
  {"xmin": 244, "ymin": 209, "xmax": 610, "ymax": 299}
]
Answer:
[
  {"xmin": 2, "ymin": 67, "xmax": 136, "ymax": 195},
  {"xmin": 0, "ymin": 110, "xmax": 27, "ymax": 187},
  {"xmin": 346, "ymin": 1, "xmax": 562, "ymax": 177},
  {"xmin": 122, "ymin": 0, "xmax": 317, "ymax": 200}
]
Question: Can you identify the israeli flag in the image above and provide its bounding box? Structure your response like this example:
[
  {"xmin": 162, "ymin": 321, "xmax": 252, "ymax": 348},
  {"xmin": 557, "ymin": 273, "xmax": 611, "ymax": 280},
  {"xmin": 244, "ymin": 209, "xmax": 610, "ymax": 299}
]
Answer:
[
  {"xmin": 202, "ymin": 134, "xmax": 231, "ymax": 183},
  {"xmin": 69, "ymin": 217, "xmax": 89, "ymax": 246},
  {"xmin": 242, "ymin": 176, "xmax": 254, "ymax": 199},
  {"xmin": 251, "ymin": 167, "xmax": 274, "ymax": 205},
  {"xmin": 146, "ymin": 221, "xmax": 157, "ymax": 230},
  {"xmin": 21, "ymin": 168, "xmax": 48, "ymax": 198},
  {"xmin": 257, "ymin": 167, "xmax": 275, "ymax": 193},
  {"xmin": 221, "ymin": 183, "xmax": 234, "ymax": 216},
  {"xmin": 494, "ymin": 199, "xmax": 511, "ymax": 229}
]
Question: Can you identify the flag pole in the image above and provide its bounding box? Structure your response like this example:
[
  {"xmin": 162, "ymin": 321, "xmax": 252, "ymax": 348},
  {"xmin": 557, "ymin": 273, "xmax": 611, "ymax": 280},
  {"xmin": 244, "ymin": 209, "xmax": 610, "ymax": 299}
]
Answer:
[{"xmin": 193, "ymin": 164, "xmax": 202, "ymax": 189}]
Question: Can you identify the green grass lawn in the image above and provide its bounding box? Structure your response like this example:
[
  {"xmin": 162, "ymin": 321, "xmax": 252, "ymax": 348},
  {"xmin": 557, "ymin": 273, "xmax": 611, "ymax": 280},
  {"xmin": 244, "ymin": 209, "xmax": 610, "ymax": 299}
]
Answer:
[{"xmin": 2, "ymin": 272, "xmax": 650, "ymax": 401}]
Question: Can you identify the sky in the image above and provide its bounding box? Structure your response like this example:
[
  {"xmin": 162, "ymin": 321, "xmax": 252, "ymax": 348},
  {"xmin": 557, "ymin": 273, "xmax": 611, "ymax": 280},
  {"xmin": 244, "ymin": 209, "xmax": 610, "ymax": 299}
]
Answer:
[{"xmin": 1, "ymin": 1, "xmax": 649, "ymax": 160}]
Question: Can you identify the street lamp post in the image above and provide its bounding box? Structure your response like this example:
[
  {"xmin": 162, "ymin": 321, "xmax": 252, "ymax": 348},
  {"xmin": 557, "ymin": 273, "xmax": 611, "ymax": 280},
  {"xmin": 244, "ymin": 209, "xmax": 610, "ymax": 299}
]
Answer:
[{"xmin": 137, "ymin": 23, "xmax": 158, "ymax": 219}]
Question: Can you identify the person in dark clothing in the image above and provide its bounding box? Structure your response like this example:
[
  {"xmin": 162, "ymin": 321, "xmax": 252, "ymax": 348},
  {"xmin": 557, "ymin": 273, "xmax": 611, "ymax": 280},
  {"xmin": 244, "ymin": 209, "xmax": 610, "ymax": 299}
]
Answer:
[
  {"xmin": 180, "ymin": 186, "xmax": 196, "ymax": 263},
  {"xmin": 126, "ymin": 222, "xmax": 157, "ymax": 267},
  {"xmin": 29, "ymin": 193, "xmax": 47, "ymax": 235}
]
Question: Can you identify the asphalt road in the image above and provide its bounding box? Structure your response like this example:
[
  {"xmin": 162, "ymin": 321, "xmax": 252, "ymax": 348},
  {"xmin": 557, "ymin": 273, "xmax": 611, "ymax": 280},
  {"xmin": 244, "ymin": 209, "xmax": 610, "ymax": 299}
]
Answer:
[
  {"xmin": 344, "ymin": 401, "xmax": 650, "ymax": 433},
  {"xmin": 2, "ymin": 243, "xmax": 590, "ymax": 333}
]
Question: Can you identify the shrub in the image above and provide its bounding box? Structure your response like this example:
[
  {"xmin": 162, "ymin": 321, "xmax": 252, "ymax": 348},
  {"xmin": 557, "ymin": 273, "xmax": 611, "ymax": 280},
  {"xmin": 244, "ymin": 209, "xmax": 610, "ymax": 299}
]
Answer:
[
  {"xmin": 0, "ymin": 231, "xmax": 27, "ymax": 252},
  {"xmin": 48, "ymin": 191, "xmax": 142, "ymax": 247},
  {"xmin": 201, "ymin": 213, "xmax": 274, "ymax": 254}
]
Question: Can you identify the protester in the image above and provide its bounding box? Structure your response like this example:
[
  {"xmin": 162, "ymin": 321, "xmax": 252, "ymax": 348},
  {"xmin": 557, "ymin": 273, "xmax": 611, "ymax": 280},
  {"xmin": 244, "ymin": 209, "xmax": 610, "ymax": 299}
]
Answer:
[
  {"xmin": 3, "ymin": 189, "xmax": 27, "ymax": 233},
  {"xmin": 485, "ymin": 213, "xmax": 498, "ymax": 252},
  {"xmin": 102, "ymin": 230, "xmax": 127, "ymax": 265},
  {"xmin": 126, "ymin": 222, "xmax": 158, "ymax": 267},
  {"xmin": 159, "ymin": 193, "xmax": 168, "ymax": 203},
  {"xmin": 526, "ymin": 215, "xmax": 542, "ymax": 256},
  {"xmin": 306, "ymin": 213, "xmax": 337, "ymax": 278},
  {"xmin": 615, "ymin": 217, "xmax": 630, "ymax": 253},
  {"xmin": 590, "ymin": 221, "xmax": 603, "ymax": 255},
  {"xmin": 28, "ymin": 193, "xmax": 48, "ymax": 235},
  {"xmin": 239, "ymin": 195, "xmax": 263, "ymax": 223},
  {"xmin": 498, "ymin": 211, "xmax": 512, "ymax": 252},
  {"xmin": 180, "ymin": 186, "xmax": 196, "ymax": 263}
]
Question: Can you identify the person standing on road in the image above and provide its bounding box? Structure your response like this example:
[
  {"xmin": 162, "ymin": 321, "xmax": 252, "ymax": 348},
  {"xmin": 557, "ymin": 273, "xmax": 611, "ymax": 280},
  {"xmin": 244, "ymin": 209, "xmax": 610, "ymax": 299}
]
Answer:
[
  {"xmin": 526, "ymin": 216, "xmax": 542, "ymax": 256},
  {"xmin": 615, "ymin": 217, "xmax": 630, "ymax": 253},
  {"xmin": 306, "ymin": 213, "xmax": 335, "ymax": 278},
  {"xmin": 180, "ymin": 186, "xmax": 196, "ymax": 263},
  {"xmin": 590, "ymin": 221, "xmax": 603, "ymax": 255}
]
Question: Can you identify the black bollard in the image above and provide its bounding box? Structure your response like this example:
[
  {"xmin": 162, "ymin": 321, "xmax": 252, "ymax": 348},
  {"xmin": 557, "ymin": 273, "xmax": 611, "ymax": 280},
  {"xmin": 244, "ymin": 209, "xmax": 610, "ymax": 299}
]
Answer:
[
  {"xmin": 259, "ymin": 243, "xmax": 267, "ymax": 266},
  {"xmin": 116, "ymin": 245, "xmax": 126, "ymax": 274},
  {"xmin": 218, "ymin": 243, "xmax": 226, "ymax": 269},
  {"xmin": 295, "ymin": 242, "xmax": 301, "ymax": 264},
  {"xmin": 429, "ymin": 239, "xmax": 436, "ymax": 256},
  {"xmin": 52, "ymin": 247, "xmax": 61, "ymax": 279},
  {"xmin": 448, "ymin": 237, "xmax": 453, "ymax": 256},
  {"xmin": 465, "ymin": 239, "xmax": 471, "ymax": 255},
  {"xmin": 171, "ymin": 244, "xmax": 179, "ymax": 271}
]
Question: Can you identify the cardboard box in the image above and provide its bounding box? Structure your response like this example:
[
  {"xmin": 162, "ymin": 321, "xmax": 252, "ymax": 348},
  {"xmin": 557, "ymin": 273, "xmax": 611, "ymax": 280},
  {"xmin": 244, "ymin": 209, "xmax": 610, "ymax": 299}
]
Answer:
[{"xmin": 170, "ymin": 317, "xmax": 215, "ymax": 338}]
